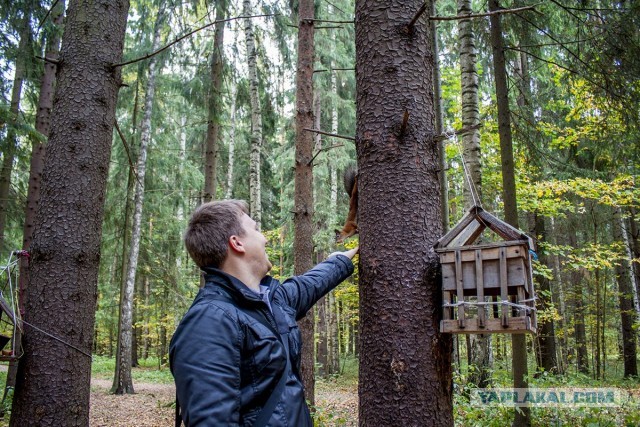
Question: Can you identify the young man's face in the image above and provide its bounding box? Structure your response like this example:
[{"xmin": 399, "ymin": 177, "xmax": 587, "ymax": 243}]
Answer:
[{"xmin": 239, "ymin": 214, "xmax": 273, "ymax": 277}]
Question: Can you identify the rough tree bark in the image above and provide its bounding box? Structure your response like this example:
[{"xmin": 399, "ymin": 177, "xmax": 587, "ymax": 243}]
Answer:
[
  {"xmin": 112, "ymin": 6, "xmax": 165, "ymax": 395},
  {"xmin": 355, "ymin": 1, "xmax": 453, "ymax": 425},
  {"xmin": 10, "ymin": 1, "xmax": 130, "ymax": 425},
  {"xmin": 244, "ymin": 0, "xmax": 263, "ymax": 225},
  {"xmin": 203, "ymin": 0, "xmax": 227, "ymax": 202},
  {"xmin": 488, "ymin": 0, "xmax": 530, "ymax": 424},
  {"xmin": 294, "ymin": 0, "xmax": 316, "ymax": 406}
]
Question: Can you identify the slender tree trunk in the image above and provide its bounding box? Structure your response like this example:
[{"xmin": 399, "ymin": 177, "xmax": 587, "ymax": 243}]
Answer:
[
  {"xmin": 627, "ymin": 208, "xmax": 640, "ymax": 315},
  {"xmin": 328, "ymin": 291, "xmax": 340, "ymax": 374},
  {"xmin": 532, "ymin": 214, "xmax": 558, "ymax": 373},
  {"xmin": 10, "ymin": 0, "xmax": 64, "ymax": 394},
  {"xmin": 244, "ymin": 0, "xmax": 263, "ymax": 225},
  {"xmin": 356, "ymin": 1, "xmax": 453, "ymax": 424},
  {"xmin": 203, "ymin": 0, "xmax": 227, "ymax": 202},
  {"xmin": 550, "ymin": 218, "xmax": 567, "ymax": 373},
  {"xmin": 613, "ymin": 207, "xmax": 637, "ymax": 377},
  {"xmin": 10, "ymin": 1, "xmax": 130, "ymax": 425},
  {"xmin": 431, "ymin": 0, "xmax": 449, "ymax": 233},
  {"xmin": 112, "ymin": 6, "xmax": 164, "ymax": 395},
  {"xmin": 225, "ymin": 84, "xmax": 237, "ymax": 199},
  {"xmin": 458, "ymin": 0, "xmax": 481, "ymax": 209},
  {"xmin": 488, "ymin": 1, "xmax": 530, "ymax": 424},
  {"xmin": 458, "ymin": 0, "xmax": 491, "ymax": 388},
  {"xmin": 0, "ymin": 12, "xmax": 31, "ymax": 254},
  {"xmin": 294, "ymin": 0, "xmax": 316, "ymax": 406},
  {"xmin": 567, "ymin": 221, "xmax": 589, "ymax": 374},
  {"xmin": 317, "ymin": 296, "xmax": 328, "ymax": 377}
]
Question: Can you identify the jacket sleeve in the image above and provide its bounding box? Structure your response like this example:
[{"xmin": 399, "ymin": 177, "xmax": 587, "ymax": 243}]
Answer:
[
  {"xmin": 279, "ymin": 254, "xmax": 354, "ymax": 320},
  {"xmin": 170, "ymin": 302, "xmax": 242, "ymax": 426}
]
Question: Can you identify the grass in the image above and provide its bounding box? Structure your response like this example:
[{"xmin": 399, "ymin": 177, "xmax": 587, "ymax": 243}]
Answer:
[{"xmin": 91, "ymin": 355, "xmax": 175, "ymax": 384}]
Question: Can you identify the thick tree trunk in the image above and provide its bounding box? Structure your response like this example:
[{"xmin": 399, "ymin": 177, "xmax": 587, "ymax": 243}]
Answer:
[
  {"xmin": 355, "ymin": 1, "xmax": 453, "ymax": 425},
  {"xmin": 0, "ymin": 12, "xmax": 31, "ymax": 254},
  {"xmin": 10, "ymin": 0, "xmax": 64, "ymax": 394},
  {"xmin": 244, "ymin": 0, "xmax": 263, "ymax": 225},
  {"xmin": 10, "ymin": 1, "xmax": 130, "ymax": 425},
  {"xmin": 112, "ymin": 6, "xmax": 164, "ymax": 395},
  {"xmin": 613, "ymin": 207, "xmax": 637, "ymax": 377},
  {"xmin": 203, "ymin": 0, "xmax": 227, "ymax": 202},
  {"xmin": 488, "ymin": 1, "xmax": 530, "ymax": 425},
  {"xmin": 294, "ymin": 0, "xmax": 316, "ymax": 406}
]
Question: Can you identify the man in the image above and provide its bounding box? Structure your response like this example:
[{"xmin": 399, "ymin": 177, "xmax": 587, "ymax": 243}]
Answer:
[{"xmin": 170, "ymin": 200, "xmax": 357, "ymax": 426}]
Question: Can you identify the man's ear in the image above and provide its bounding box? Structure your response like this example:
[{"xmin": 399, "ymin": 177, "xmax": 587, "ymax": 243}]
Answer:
[{"xmin": 228, "ymin": 235, "xmax": 246, "ymax": 254}]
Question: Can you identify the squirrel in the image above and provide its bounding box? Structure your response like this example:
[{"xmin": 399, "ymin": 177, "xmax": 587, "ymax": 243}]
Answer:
[{"xmin": 335, "ymin": 165, "xmax": 358, "ymax": 243}]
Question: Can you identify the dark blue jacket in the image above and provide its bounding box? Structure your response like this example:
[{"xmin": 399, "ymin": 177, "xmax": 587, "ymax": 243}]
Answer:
[{"xmin": 169, "ymin": 255, "xmax": 354, "ymax": 426}]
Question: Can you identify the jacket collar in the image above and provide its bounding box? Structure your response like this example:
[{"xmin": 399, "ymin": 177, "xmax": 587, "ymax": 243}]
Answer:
[{"xmin": 200, "ymin": 266, "xmax": 277, "ymax": 304}]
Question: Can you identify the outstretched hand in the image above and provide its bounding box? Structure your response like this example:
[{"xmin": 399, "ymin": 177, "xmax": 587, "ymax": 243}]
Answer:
[{"xmin": 328, "ymin": 246, "xmax": 359, "ymax": 260}]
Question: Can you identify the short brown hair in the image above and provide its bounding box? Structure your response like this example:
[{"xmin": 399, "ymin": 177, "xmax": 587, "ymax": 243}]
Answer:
[{"xmin": 184, "ymin": 200, "xmax": 249, "ymax": 268}]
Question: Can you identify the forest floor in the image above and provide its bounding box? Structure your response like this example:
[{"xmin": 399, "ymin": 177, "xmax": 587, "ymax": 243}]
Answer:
[{"xmin": 89, "ymin": 377, "xmax": 358, "ymax": 426}]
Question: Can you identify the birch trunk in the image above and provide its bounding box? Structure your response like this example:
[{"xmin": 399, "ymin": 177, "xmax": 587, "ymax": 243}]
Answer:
[
  {"xmin": 112, "ymin": 7, "xmax": 164, "ymax": 395},
  {"xmin": 225, "ymin": 85, "xmax": 237, "ymax": 199},
  {"xmin": 244, "ymin": 0, "xmax": 263, "ymax": 226}
]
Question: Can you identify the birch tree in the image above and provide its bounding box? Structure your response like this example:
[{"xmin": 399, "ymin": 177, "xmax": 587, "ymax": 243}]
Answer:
[
  {"xmin": 112, "ymin": 4, "xmax": 165, "ymax": 396},
  {"xmin": 243, "ymin": 0, "xmax": 263, "ymax": 225}
]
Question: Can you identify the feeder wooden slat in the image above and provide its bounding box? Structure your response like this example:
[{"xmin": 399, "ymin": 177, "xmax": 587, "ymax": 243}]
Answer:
[
  {"xmin": 475, "ymin": 249, "xmax": 485, "ymax": 328},
  {"xmin": 441, "ymin": 317, "xmax": 533, "ymax": 334},
  {"xmin": 455, "ymin": 250, "xmax": 465, "ymax": 329}
]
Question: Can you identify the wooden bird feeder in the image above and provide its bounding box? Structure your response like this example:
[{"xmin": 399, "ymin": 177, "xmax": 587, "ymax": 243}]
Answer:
[{"xmin": 434, "ymin": 206, "xmax": 537, "ymax": 335}]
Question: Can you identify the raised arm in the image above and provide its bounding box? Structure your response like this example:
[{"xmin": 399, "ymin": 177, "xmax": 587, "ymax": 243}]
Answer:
[
  {"xmin": 170, "ymin": 303, "xmax": 242, "ymax": 426},
  {"xmin": 279, "ymin": 248, "xmax": 357, "ymax": 320}
]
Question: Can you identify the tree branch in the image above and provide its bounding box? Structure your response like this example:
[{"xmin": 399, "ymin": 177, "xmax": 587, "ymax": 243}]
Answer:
[
  {"xmin": 37, "ymin": 0, "xmax": 60, "ymax": 30},
  {"xmin": 308, "ymin": 19, "xmax": 354, "ymax": 24},
  {"xmin": 303, "ymin": 128, "xmax": 355, "ymax": 141},
  {"xmin": 309, "ymin": 143, "xmax": 345, "ymax": 165},
  {"xmin": 434, "ymin": 124, "xmax": 482, "ymax": 142},
  {"xmin": 429, "ymin": 4, "xmax": 540, "ymax": 22},
  {"xmin": 114, "ymin": 120, "xmax": 142, "ymax": 186},
  {"xmin": 36, "ymin": 55, "xmax": 59, "ymax": 66},
  {"xmin": 313, "ymin": 67, "xmax": 355, "ymax": 73},
  {"xmin": 112, "ymin": 14, "xmax": 279, "ymax": 68}
]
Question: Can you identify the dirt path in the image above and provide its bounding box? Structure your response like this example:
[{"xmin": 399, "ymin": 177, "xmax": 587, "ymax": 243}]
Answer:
[{"xmin": 90, "ymin": 378, "xmax": 357, "ymax": 426}]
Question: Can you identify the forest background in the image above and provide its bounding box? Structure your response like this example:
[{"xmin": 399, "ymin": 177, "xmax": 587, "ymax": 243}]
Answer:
[{"xmin": 0, "ymin": 0, "xmax": 639, "ymax": 426}]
